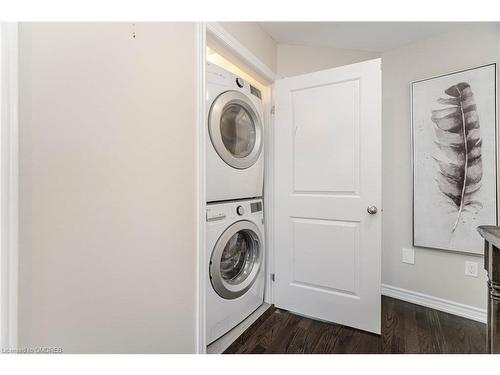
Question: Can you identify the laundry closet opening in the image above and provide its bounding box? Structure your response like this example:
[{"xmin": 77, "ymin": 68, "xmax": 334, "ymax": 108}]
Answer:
[{"xmin": 204, "ymin": 39, "xmax": 275, "ymax": 354}]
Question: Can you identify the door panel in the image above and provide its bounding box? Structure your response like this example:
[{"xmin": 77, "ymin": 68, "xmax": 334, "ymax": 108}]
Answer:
[
  {"xmin": 273, "ymin": 59, "xmax": 382, "ymax": 334},
  {"xmin": 292, "ymin": 79, "xmax": 360, "ymax": 194},
  {"xmin": 292, "ymin": 218, "xmax": 359, "ymax": 295}
]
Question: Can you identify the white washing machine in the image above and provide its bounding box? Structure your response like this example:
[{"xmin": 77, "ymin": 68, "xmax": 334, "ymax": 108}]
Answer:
[
  {"xmin": 206, "ymin": 62, "xmax": 264, "ymax": 203},
  {"xmin": 206, "ymin": 198, "xmax": 265, "ymax": 345}
]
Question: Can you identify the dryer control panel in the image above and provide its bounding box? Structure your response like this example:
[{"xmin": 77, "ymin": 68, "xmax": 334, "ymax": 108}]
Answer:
[{"xmin": 206, "ymin": 62, "xmax": 262, "ymax": 103}]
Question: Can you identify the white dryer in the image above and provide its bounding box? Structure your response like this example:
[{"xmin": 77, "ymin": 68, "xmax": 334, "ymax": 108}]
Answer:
[
  {"xmin": 206, "ymin": 198, "xmax": 265, "ymax": 345},
  {"xmin": 206, "ymin": 62, "xmax": 264, "ymax": 203}
]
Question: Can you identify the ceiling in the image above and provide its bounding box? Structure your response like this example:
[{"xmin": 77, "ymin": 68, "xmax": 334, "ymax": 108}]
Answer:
[{"xmin": 259, "ymin": 22, "xmax": 467, "ymax": 52}]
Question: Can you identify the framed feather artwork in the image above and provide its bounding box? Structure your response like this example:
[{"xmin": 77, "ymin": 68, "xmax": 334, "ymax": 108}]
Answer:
[{"xmin": 411, "ymin": 63, "xmax": 497, "ymax": 254}]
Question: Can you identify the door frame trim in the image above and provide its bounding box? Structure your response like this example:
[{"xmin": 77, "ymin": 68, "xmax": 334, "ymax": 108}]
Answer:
[
  {"xmin": 197, "ymin": 22, "xmax": 277, "ymax": 353},
  {"xmin": 195, "ymin": 22, "xmax": 207, "ymax": 354},
  {"xmin": 1, "ymin": 22, "xmax": 19, "ymax": 352}
]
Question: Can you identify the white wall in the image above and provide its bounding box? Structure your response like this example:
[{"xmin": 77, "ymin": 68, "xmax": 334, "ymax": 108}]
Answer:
[
  {"xmin": 218, "ymin": 22, "xmax": 277, "ymax": 74},
  {"xmin": 382, "ymin": 23, "xmax": 500, "ymax": 309},
  {"xmin": 277, "ymin": 44, "xmax": 380, "ymax": 77},
  {"xmin": 18, "ymin": 23, "xmax": 199, "ymax": 353}
]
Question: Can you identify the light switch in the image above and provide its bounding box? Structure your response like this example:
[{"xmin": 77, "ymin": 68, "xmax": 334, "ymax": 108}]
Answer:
[{"xmin": 402, "ymin": 247, "xmax": 415, "ymax": 265}]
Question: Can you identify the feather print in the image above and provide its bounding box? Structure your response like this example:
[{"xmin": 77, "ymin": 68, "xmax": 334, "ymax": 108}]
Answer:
[{"xmin": 431, "ymin": 82, "xmax": 483, "ymax": 232}]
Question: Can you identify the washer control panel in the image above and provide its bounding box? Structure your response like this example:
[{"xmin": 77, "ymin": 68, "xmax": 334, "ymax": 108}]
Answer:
[
  {"xmin": 250, "ymin": 201, "xmax": 262, "ymax": 213},
  {"xmin": 206, "ymin": 207, "xmax": 227, "ymax": 222},
  {"xmin": 207, "ymin": 199, "xmax": 263, "ymax": 223}
]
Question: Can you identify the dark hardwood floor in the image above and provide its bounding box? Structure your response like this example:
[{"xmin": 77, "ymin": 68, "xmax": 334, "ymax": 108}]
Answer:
[{"xmin": 223, "ymin": 296, "xmax": 486, "ymax": 354}]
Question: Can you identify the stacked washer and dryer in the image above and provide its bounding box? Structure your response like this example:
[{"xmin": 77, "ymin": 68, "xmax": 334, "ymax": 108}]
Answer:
[{"xmin": 206, "ymin": 62, "xmax": 265, "ymax": 345}]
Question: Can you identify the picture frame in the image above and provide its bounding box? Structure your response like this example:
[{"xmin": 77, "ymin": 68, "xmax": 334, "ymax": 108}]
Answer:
[{"xmin": 411, "ymin": 63, "xmax": 498, "ymax": 254}]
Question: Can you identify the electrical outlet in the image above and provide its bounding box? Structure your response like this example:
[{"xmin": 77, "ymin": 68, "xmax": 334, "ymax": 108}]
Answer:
[
  {"xmin": 465, "ymin": 261, "xmax": 478, "ymax": 277},
  {"xmin": 402, "ymin": 247, "xmax": 415, "ymax": 265}
]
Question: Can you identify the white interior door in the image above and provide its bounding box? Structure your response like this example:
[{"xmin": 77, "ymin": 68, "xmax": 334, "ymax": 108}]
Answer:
[{"xmin": 273, "ymin": 59, "xmax": 382, "ymax": 334}]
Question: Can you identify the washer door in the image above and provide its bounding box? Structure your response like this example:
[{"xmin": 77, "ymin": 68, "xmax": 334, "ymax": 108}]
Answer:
[
  {"xmin": 210, "ymin": 220, "xmax": 263, "ymax": 299},
  {"xmin": 209, "ymin": 91, "xmax": 263, "ymax": 170}
]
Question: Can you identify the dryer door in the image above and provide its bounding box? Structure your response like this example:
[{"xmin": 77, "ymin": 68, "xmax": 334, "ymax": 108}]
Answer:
[
  {"xmin": 210, "ymin": 220, "xmax": 263, "ymax": 299},
  {"xmin": 209, "ymin": 91, "xmax": 263, "ymax": 170}
]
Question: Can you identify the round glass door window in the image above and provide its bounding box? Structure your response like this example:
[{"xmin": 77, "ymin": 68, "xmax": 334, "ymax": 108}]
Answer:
[
  {"xmin": 209, "ymin": 91, "xmax": 263, "ymax": 170},
  {"xmin": 210, "ymin": 221, "xmax": 263, "ymax": 299},
  {"xmin": 220, "ymin": 230, "xmax": 256, "ymax": 283},
  {"xmin": 220, "ymin": 104, "xmax": 256, "ymax": 159}
]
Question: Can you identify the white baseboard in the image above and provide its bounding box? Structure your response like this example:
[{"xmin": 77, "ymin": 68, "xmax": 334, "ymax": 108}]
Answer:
[{"xmin": 381, "ymin": 284, "xmax": 486, "ymax": 323}]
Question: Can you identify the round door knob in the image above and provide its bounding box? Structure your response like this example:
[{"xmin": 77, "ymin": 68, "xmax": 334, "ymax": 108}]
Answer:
[
  {"xmin": 367, "ymin": 205, "xmax": 378, "ymax": 215},
  {"xmin": 236, "ymin": 206, "xmax": 245, "ymax": 216}
]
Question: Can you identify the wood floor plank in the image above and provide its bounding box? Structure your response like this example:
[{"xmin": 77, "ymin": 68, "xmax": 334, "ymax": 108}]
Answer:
[
  {"xmin": 294, "ymin": 319, "xmax": 331, "ymax": 354},
  {"xmin": 225, "ymin": 308, "xmax": 291, "ymax": 354},
  {"xmin": 265, "ymin": 312, "xmax": 303, "ymax": 353},
  {"xmin": 437, "ymin": 310, "xmax": 486, "ymax": 354},
  {"xmin": 223, "ymin": 305, "xmax": 276, "ymax": 353},
  {"xmin": 283, "ymin": 318, "xmax": 315, "ymax": 354},
  {"xmin": 398, "ymin": 298, "xmax": 420, "ymax": 353},
  {"xmin": 223, "ymin": 296, "xmax": 487, "ymax": 354},
  {"xmin": 317, "ymin": 325, "xmax": 357, "ymax": 354},
  {"xmin": 387, "ymin": 297, "xmax": 413, "ymax": 353},
  {"xmin": 349, "ymin": 330, "xmax": 380, "ymax": 354},
  {"xmin": 311, "ymin": 322, "xmax": 343, "ymax": 353},
  {"xmin": 380, "ymin": 297, "xmax": 400, "ymax": 353},
  {"xmin": 415, "ymin": 304, "xmax": 444, "ymax": 353}
]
